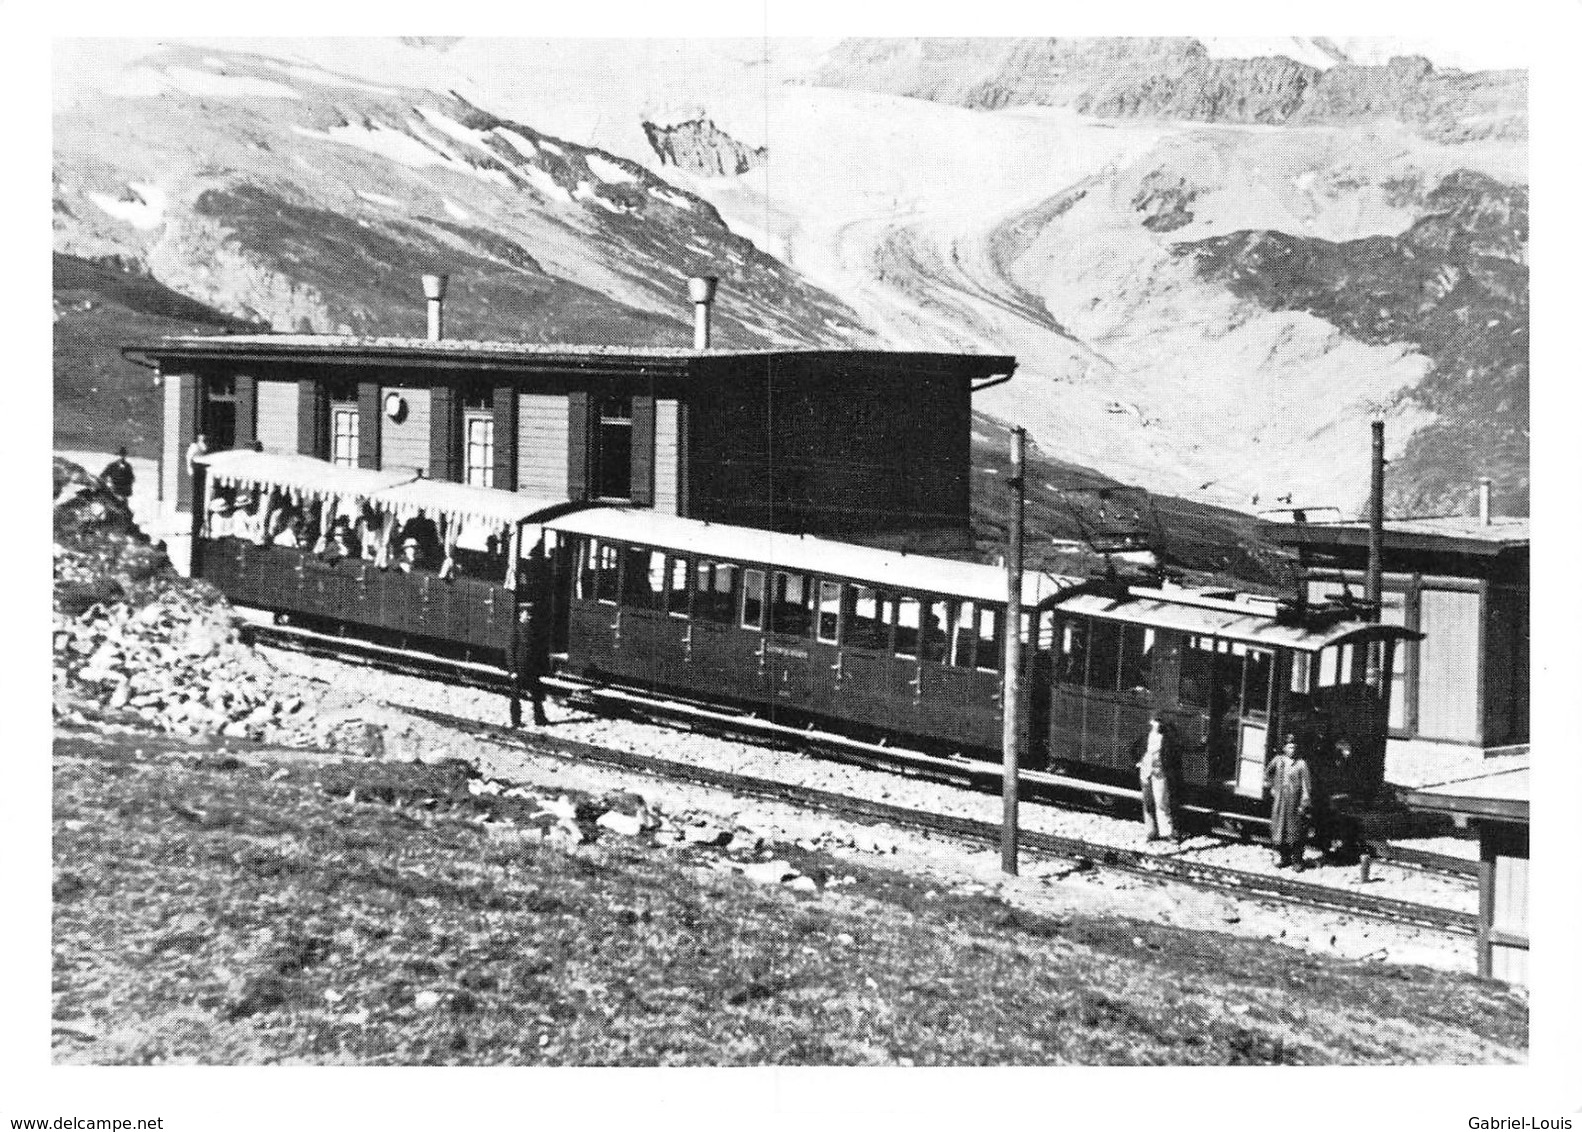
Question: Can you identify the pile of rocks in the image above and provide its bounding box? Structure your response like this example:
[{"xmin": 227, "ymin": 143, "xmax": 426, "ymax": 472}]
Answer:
[{"xmin": 52, "ymin": 585, "xmax": 315, "ymax": 741}]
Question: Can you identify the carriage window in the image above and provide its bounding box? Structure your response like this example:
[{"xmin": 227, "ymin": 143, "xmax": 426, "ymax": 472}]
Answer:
[
  {"xmin": 1243, "ymin": 648, "xmax": 1273, "ymax": 717},
  {"xmin": 1057, "ymin": 618, "xmax": 1088, "ymax": 684},
  {"xmin": 620, "ymin": 548, "xmax": 663, "ymax": 610},
  {"xmin": 694, "ymin": 560, "xmax": 736, "ymax": 625},
  {"xmin": 666, "ymin": 557, "xmax": 690, "ymax": 618},
  {"xmin": 741, "ymin": 568, "xmax": 765, "ymax": 631},
  {"xmin": 921, "ymin": 601, "xmax": 950, "ymax": 664},
  {"xmin": 1339, "ymin": 643, "xmax": 1357, "ymax": 685},
  {"xmin": 1117, "ymin": 626, "xmax": 1155, "ymax": 693},
  {"xmin": 849, "ymin": 586, "xmax": 886, "ymax": 651},
  {"xmin": 770, "ymin": 572, "xmax": 814, "ymax": 637},
  {"xmin": 1179, "ymin": 636, "xmax": 1216, "ymax": 708},
  {"xmin": 817, "ymin": 582, "xmax": 842, "ymax": 644},
  {"xmin": 576, "ymin": 538, "xmax": 599, "ymax": 600},
  {"xmin": 595, "ymin": 542, "xmax": 622, "ymax": 604},
  {"xmin": 952, "ymin": 601, "xmax": 978, "ymax": 668},
  {"xmin": 975, "ymin": 606, "xmax": 1003, "ymax": 672},
  {"xmin": 1085, "ymin": 620, "xmax": 1122, "ymax": 691},
  {"xmin": 1290, "ymin": 651, "xmax": 1312, "ymax": 694},
  {"xmin": 894, "ymin": 596, "xmax": 921, "ymax": 658},
  {"xmin": 1318, "ymin": 646, "xmax": 1338, "ymax": 688}
]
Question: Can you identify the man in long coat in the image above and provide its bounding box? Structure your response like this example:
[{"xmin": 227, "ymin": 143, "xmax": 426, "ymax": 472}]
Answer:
[
  {"xmin": 1265, "ymin": 734, "xmax": 1314, "ymax": 870},
  {"xmin": 1136, "ymin": 715, "xmax": 1178, "ymax": 842}
]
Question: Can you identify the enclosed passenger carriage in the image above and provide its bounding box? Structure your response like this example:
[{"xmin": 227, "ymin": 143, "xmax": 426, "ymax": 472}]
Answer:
[
  {"xmin": 542, "ymin": 508, "xmax": 1070, "ymax": 754},
  {"xmin": 1035, "ymin": 586, "xmax": 1421, "ymax": 812},
  {"xmin": 190, "ymin": 450, "xmax": 581, "ymax": 664}
]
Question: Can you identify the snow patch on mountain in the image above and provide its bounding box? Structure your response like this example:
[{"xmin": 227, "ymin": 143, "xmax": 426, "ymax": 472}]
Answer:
[
  {"xmin": 86, "ymin": 183, "xmax": 167, "ymax": 230},
  {"xmin": 586, "ymin": 154, "xmax": 639, "ymax": 185}
]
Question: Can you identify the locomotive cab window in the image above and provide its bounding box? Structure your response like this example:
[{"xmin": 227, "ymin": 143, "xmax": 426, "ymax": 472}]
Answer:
[
  {"xmin": 1056, "ymin": 617, "xmax": 1088, "ymax": 684},
  {"xmin": 694, "ymin": 560, "xmax": 736, "ymax": 625},
  {"xmin": 1117, "ymin": 625, "xmax": 1156, "ymax": 694},
  {"xmin": 741, "ymin": 568, "xmax": 765, "ymax": 631},
  {"xmin": 1084, "ymin": 620, "xmax": 1121, "ymax": 691}
]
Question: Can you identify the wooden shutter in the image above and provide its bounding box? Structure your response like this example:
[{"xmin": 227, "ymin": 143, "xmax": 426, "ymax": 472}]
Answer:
[
  {"xmin": 234, "ymin": 374, "xmax": 257, "ymax": 450},
  {"xmin": 429, "ymin": 385, "xmax": 458, "ymax": 482},
  {"xmin": 566, "ymin": 390, "xmax": 590, "ymax": 500},
  {"xmin": 296, "ymin": 378, "xmax": 325, "ymax": 457},
  {"xmin": 174, "ymin": 373, "xmax": 198, "ymax": 510},
  {"xmin": 492, "ymin": 382, "xmax": 518, "ymax": 491},
  {"xmin": 357, "ymin": 381, "xmax": 382, "ymax": 469},
  {"xmin": 630, "ymin": 394, "xmax": 655, "ymax": 506}
]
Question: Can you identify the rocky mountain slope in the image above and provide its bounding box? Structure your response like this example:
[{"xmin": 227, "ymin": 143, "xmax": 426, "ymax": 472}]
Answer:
[
  {"xmin": 54, "ymin": 38, "xmax": 1527, "ymax": 522},
  {"xmin": 52, "ymin": 45, "xmax": 872, "ymax": 398},
  {"xmin": 812, "ymin": 38, "xmax": 1526, "ymax": 142}
]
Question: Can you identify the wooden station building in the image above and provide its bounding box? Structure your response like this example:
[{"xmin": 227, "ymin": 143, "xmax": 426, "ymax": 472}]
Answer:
[
  {"xmin": 1269, "ymin": 513, "xmax": 1529, "ymax": 750},
  {"xmin": 128, "ymin": 278, "xmax": 1015, "ymax": 555}
]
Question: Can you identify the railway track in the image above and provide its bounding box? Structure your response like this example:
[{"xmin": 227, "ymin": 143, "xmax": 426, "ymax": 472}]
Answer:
[{"xmin": 249, "ymin": 621, "xmax": 1477, "ymax": 935}]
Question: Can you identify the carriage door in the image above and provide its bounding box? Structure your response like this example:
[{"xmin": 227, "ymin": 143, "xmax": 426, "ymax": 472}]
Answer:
[{"xmin": 1233, "ymin": 645, "xmax": 1276, "ymax": 798}]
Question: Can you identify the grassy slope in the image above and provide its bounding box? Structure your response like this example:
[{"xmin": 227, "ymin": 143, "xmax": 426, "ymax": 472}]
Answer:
[{"xmin": 53, "ymin": 735, "xmax": 1525, "ymax": 1065}]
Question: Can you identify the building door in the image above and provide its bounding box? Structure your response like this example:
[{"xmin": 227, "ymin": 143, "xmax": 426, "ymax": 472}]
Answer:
[
  {"xmin": 203, "ymin": 375, "xmax": 238, "ymax": 451},
  {"xmin": 1418, "ymin": 587, "xmax": 1482, "ymax": 743}
]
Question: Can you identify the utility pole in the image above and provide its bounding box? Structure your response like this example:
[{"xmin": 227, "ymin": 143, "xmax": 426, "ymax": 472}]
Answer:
[
  {"xmin": 1367, "ymin": 420, "xmax": 1385, "ymax": 620},
  {"xmin": 1002, "ymin": 428, "xmax": 1027, "ymax": 876}
]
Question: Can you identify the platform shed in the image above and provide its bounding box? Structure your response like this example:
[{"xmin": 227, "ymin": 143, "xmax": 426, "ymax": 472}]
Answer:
[
  {"xmin": 1268, "ymin": 516, "xmax": 1529, "ymax": 748},
  {"xmin": 1403, "ymin": 765, "xmax": 1529, "ymax": 984}
]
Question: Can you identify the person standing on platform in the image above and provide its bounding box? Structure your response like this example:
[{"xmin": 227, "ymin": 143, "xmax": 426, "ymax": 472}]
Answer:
[
  {"xmin": 185, "ymin": 433, "xmax": 208, "ymax": 475},
  {"xmin": 1137, "ymin": 714, "xmax": 1177, "ymax": 842},
  {"xmin": 100, "ymin": 447, "xmax": 135, "ymax": 501},
  {"xmin": 1266, "ymin": 734, "xmax": 1314, "ymax": 870}
]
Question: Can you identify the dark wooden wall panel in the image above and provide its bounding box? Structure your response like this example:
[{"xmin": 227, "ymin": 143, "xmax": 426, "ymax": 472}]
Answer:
[
  {"xmin": 566, "ymin": 390, "xmax": 590, "ymax": 500},
  {"xmin": 430, "ymin": 385, "xmax": 458, "ymax": 482},
  {"xmin": 630, "ymin": 394, "xmax": 655, "ymax": 506},
  {"xmin": 492, "ymin": 382, "xmax": 518, "ymax": 491},
  {"xmin": 234, "ymin": 374, "xmax": 257, "ymax": 450},
  {"xmin": 357, "ymin": 381, "xmax": 382, "ymax": 470}
]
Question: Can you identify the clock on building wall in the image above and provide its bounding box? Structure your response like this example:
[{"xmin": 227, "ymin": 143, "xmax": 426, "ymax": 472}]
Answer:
[{"xmin": 384, "ymin": 392, "xmax": 407, "ymax": 423}]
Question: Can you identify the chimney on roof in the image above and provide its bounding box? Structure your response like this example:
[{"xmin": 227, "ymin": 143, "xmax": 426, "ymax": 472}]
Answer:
[
  {"xmin": 422, "ymin": 273, "xmax": 449, "ymax": 341},
  {"xmin": 1478, "ymin": 476, "xmax": 1493, "ymax": 526},
  {"xmin": 689, "ymin": 276, "xmax": 719, "ymax": 350}
]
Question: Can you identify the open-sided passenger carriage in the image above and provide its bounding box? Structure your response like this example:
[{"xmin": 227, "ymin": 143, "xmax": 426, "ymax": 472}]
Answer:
[{"xmin": 190, "ymin": 450, "xmax": 583, "ymax": 668}]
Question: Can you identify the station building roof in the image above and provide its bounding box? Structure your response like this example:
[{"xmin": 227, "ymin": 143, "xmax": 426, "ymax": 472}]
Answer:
[
  {"xmin": 125, "ymin": 334, "xmax": 1017, "ymax": 379},
  {"xmin": 1401, "ymin": 764, "xmax": 1530, "ymax": 824},
  {"xmin": 1267, "ymin": 515, "xmax": 1529, "ymax": 557}
]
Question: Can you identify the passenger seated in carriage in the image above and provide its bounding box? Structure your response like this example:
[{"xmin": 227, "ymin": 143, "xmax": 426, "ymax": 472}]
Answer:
[
  {"xmin": 230, "ymin": 489, "xmax": 264, "ymax": 542},
  {"xmin": 399, "ymin": 514, "xmax": 442, "ymax": 569},
  {"xmin": 206, "ymin": 490, "xmax": 236, "ymax": 539},
  {"xmin": 396, "ymin": 536, "xmax": 423, "ymax": 573},
  {"xmin": 324, "ymin": 517, "xmax": 358, "ymax": 562}
]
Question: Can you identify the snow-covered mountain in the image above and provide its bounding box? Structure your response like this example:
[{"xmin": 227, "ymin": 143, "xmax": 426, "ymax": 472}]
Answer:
[{"xmin": 54, "ymin": 37, "xmax": 1527, "ymax": 519}]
